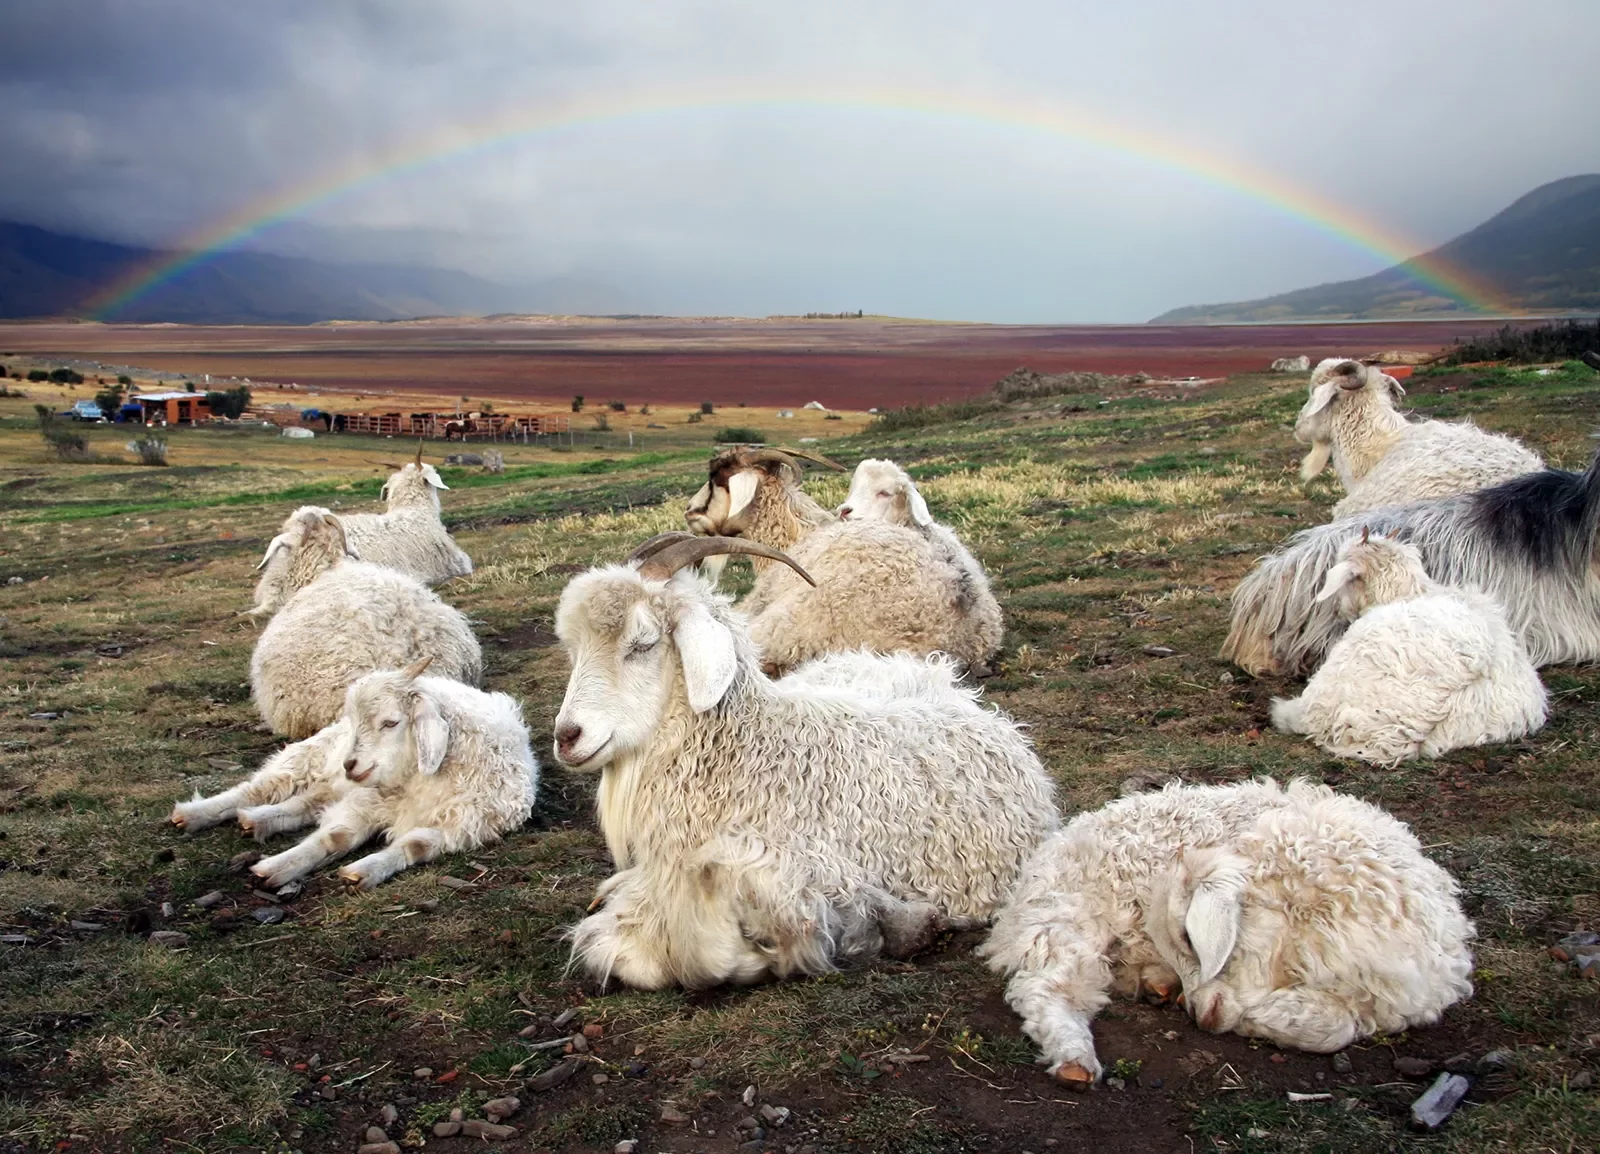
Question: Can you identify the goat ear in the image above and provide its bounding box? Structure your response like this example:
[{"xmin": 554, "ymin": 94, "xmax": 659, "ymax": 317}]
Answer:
[
  {"xmin": 1384, "ymin": 375, "xmax": 1406, "ymax": 403},
  {"xmin": 725, "ymin": 471, "xmax": 760, "ymax": 521},
  {"xmin": 1183, "ymin": 854, "xmax": 1248, "ymax": 984},
  {"xmin": 256, "ymin": 534, "xmax": 291, "ymax": 571},
  {"xmin": 411, "ymin": 692, "xmax": 449, "ymax": 776},
  {"xmin": 907, "ymin": 485, "xmax": 934, "ymax": 527},
  {"xmin": 1303, "ymin": 383, "xmax": 1341, "ymax": 420},
  {"xmin": 1315, "ymin": 559, "xmax": 1360, "ymax": 602},
  {"xmin": 424, "ymin": 465, "xmax": 448, "ymax": 490},
  {"xmin": 673, "ymin": 599, "xmax": 738, "ymax": 712}
]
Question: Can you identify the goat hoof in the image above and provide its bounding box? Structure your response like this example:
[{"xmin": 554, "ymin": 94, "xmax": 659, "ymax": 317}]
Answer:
[
  {"xmin": 1054, "ymin": 1062, "xmax": 1096, "ymax": 1089},
  {"xmin": 236, "ymin": 815, "xmax": 255, "ymax": 834},
  {"xmin": 336, "ymin": 866, "xmax": 364, "ymax": 887},
  {"xmin": 169, "ymin": 810, "xmax": 187, "ymax": 830},
  {"xmin": 1142, "ymin": 979, "xmax": 1177, "ymax": 1005}
]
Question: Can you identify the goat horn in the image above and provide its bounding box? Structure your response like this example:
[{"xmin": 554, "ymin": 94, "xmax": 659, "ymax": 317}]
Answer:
[
  {"xmin": 773, "ymin": 447, "xmax": 846, "ymax": 471},
  {"xmin": 627, "ymin": 531, "xmax": 699, "ymax": 564},
  {"xmin": 414, "ymin": 438, "xmax": 425, "ymax": 466},
  {"xmin": 401, "ymin": 655, "xmax": 433, "ymax": 679},
  {"xmin": 1361, "ymin": 525, "xmax": 1370, "ymax": 544},
  {"xmin": 632, "ymin": 534, "xmax": 817, "ymax": 587}
]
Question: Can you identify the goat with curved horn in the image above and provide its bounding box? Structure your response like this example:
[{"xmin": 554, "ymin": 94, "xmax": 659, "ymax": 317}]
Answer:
[{"xmin": 631, "ymin": 533, "xmax": 816, "ymax": 587}]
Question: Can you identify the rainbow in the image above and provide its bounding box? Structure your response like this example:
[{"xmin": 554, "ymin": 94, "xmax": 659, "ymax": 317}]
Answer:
[{"xmin": 86, "ymin": 84, "xmax": 1513, "ymax": 319}]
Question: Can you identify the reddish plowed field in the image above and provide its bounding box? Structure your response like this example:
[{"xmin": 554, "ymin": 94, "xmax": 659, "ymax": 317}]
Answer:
[{"xmin": 0, "ymin": 316, "xmax": 1533, "ymax": 410}]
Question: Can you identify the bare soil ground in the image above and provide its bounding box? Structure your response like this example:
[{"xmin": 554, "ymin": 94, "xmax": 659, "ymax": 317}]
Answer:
[
  {"xmin": 0, "ymin": 316, "xmax": 1536, "ymax": 411},
  {"xmin": 2, "ymin": 356, "xmax": 1599, "ymax": 1153}
]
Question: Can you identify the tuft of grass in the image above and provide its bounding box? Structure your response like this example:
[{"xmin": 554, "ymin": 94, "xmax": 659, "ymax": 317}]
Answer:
[{"xmin": 713, "ymin": 426, "xmax": 766, "ymax": 443}]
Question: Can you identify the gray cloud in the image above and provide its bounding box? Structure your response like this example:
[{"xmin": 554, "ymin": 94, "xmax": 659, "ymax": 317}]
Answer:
[{"xmin": 2, "ymin": 0, "xmax": 1595, "ymax": 321}]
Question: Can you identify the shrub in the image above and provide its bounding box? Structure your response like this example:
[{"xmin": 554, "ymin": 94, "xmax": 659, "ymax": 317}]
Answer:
[
  {"xmin": 35, "ymin": 404, "xmax": 89, "ymax": 460},
  {"xmin": 686, "ymin": 411, "xmax": 703, "ymax": 424},
  {"xmin": 608, "ymin": 400, "xmax": 626, "ymax": 412},
  {"xmin": 713, "ymin": 426, "xmax": 765, "ymax": 443},
  {"xmin": 95, "ymin": 383, "xmax": 125, "ymax": 416},
  {"xmin": 699, "ymin": 401, "xmax": 715, "ymax": 415},
  {"xmin": 572, "ymin": 395, "xmax": 585, "ymax": 412},
  {"xmin": 1441, "ymin": 319, "xmax": 1600, "ymax": 365},
  {"xmin": 49, "ymin": 367, "xmax": 84, "ymax": 385},
  {"xmin": 27, "ymin": 369, "xmax": 48, "ymax": 382},
  {"xmin": 130, "ymin": 437, "xmax": 169, "ymax": 466},
  {"xmin": 204, "ymin": 386, "xmax": 251, "ymax": 420},
  {"xmin": 117, "ymin": 374, "xmax": 132, "ymax": 386},
  {"xmin": 592, "ymin": 412, "xmax": 611, "ymax": 431}
]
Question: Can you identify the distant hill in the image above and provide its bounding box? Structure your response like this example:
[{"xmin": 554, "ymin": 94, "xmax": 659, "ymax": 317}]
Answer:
[
  {"xmin": 0, "ymin": 220, "xmax": 536, "ymax": 323},
  {"xmin": 1153, "ymin": 174, "xmax": 1600, "ymax": 324}
]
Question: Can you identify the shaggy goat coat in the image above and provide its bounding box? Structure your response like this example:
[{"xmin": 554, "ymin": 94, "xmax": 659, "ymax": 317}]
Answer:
[
  {"xmin": 247, "ymin": 669, "xmax": 538, "ymax": 889},
  {"xmin": 1222, "ymin": 442, "xmax": 1600, "ymax": 676},
  {"xmin": 1269, "ymin": 534, "xmax": 1547, "ymax": 762},
  {"xmin": 685, "ymin": 449, "xmax": 836, "ymax": 574},
  {"xmin": 554, "ymin": 565, "xmax": 1057, "ymax": 990},
  {"xmin": 251, "ymin": 549, "xmax": 482, "ymax": 738},
  {"xmin": 981, "ymin": 779, "xmax": 1475, "ymax": 1082},
  {"xmin": 1295, "ymin": 359, "xmax": 1541, "ymax": 518},
  {"xmin": 743, "ymin": 519, "xmax": 1004, "ymax": 675},
  {"xmin": 170, "ymin": 717, "xmax": 355, "ymax": 839}
]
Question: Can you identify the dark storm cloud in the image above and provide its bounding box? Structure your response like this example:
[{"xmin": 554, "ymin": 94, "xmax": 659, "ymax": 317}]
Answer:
[{"xmin": 1, "ymin": 0, "xmax": 1596, "ymax": 321}]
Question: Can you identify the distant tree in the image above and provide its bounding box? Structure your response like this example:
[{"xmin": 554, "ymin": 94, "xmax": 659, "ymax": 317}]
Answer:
[
  {"xmin": 117, "ymin": 374, "xmax": 133, "ymax": 386},
  {"xmin": 700, "ymin": 401, "xmax": 714, "ymax": 415},
  {"xmin": 205, "ymin": 385, "xmax": 252, "ymax": 419},
  {"xmin": 27, "ymin": 369, "xmax": 49, "ymax": 382},
  {"xmin": 184, "ymin": 380, "xmax": 196, "ymax": 392},
  {"xmin": 592, "ymin": 412, "xmax": 611, "ymax": 432},
  {"xmin": 94, "ymin": 381, "xmax": 125, "ymax": 416},
  {"xmin": 572, "ymin": 395, "xmax": 585, "ymax": 412},
  {"xmin": 608, "ymin": 400, "xmax": 626, "ymax": 412},
  {"xmin": 49, "ymin": 367, "xmax": 84, "ymax": 384},
  {"xmin": 35, "ymin": 404, "xmax": 88, "ymax": 460}
]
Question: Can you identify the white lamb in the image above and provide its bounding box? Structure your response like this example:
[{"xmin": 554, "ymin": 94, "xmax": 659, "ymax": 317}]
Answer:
[
  {"xmin": 249, "ymin": 507, "xmax": 482, "ymax": 738},
  {"xmin": 1295, "ymin": 357, "xmax": 1541, "ymax": 517},
  {"xmin": 1269, "ymin": 529, "xmax": 1547, "ymax": 762},
  {"xmin": 170, "ymin": 717, "xmax": 355, "ymax": 839},
  {"xmin": 233, "ymin": 658, "xmax": 538, "ymax": 889},
  {"xmin": 249, "ymin": 447, "xmax": 472, "ymax": 618},
  {"xmin": 981, "ymin": 778, "xmax": 1475, "ymax": 1086},
  {"xmin": 553, "ymin": 533, "xmax": 1058, "ymax": 990}
]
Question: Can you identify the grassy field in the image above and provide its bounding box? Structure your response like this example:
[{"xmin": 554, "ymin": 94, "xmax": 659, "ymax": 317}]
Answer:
[{"xmin": 2, "ymin": 364, "xmax": 1599, "ymax": 1153}]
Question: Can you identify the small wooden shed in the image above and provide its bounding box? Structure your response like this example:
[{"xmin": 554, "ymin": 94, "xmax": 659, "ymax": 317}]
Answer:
[{"xmin": 134, "ymin": 391, "xmax": 211, "ymax": 426}]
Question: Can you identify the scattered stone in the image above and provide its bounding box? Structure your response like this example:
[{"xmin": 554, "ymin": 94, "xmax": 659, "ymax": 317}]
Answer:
[
  {"xmin": 736, "ymin": 1116, "xmax": 760, "ymax": 1132},
  {"xmin": 758, "ymin": 1104, "xmax": 790, "ymax": 1128},
  {"xmin": 1571, "ymin": 1070, "xmax": 1594, "ymax": 1090},
  {"xmin": 742, "ymin": 1083, "xmax": 758, "ymax": 1106},
  {"xmin": 28, "ymin": 712, "xmax": 58, "ymax": 721},
  {"xmin": 357, "ymin": 1144, "xmax": 399, "ymax": 1154},
  {"xmin": 432, "ymin": 1121, "xmax": 461, "ymax": 1138},
  {"xmin": 1410, "ymin": 1072, "xmax": 1471, "ymax": 1130},
  {"xmin": 1246, "ymin": 1129, "xmax": 1270, "ymax": 1140},
  {"xmin": 1269, "ymin": 1052, "xmax": 1288, "ymax": 1064},
  {"xmin": 582, "ymin": 1022, "xmax": 605, "ymax": 1040},
  {"xmin": 147, "ymin": 930, "xmax": 189, "ymax": 949},
  {"xmin": 570, "ymin": 1032, "xmax": 590, "ymax": 1053},
  {"xmin": 436, "ymin": 1069, "xmax": 459, "ymax": 1083},
  {"xmin": 7, "ymin": 576, "xmax": 22, "ymax": 585},
  {"xmin": 412, "ymin": 1067, "xmax": 433, "ymax": 1080},
  {"xmin": 319, "ymin": 1084, "xmax": 336, "ymax": 1101},
  {"xmin": 379, "ymin": 1104, "xmax": 399, "ymax": 1127},
  {"xmin": 206, "ymin": 757, "xmax": 243, "ymax": 771},
  {"xmin": 70, "ymin": 920, "xmax": 104, "ymax": 932},
  {"xmin": 194, "ymin": 890, "xmax": 226, "ymax": 909},
  {"xmin": 228, "ymin": 850, "xmax": 261, "ymax": 872},
  {"xmin": 527, "ymin": 1059, "xmax": 581, "ymax": 1093},
  {"xmin": 450, "ymin": 1108, "xmax": 463, "ymax": 1122},
  {"xmin": 659, "ymin": 1105, "xmax": 690, "ymax": 1125},
  {"xmin": 518, "ymin": 1023, "xmax": 544, "ymax": 1039},
  {"xmin": 1218, "ymin": 671, "xmax": 1234, "ymax": 685},
  {"xmin": 252, "ymin": 907, "xmax": 287, "ymax": 925},
  {"xmin": 1478, "ymin": 1049, "xmax": 1514, "ymax": 1074},
  {"xmin": 1394, "ymin": 1056, "xmax": 1435, "ymax": 1078},
  {"xmin": 276, "ymin": 881, "xmax": 303, "ymax": 899},
  {"xmin": 412, "ymin": 899, "xmax": 439, "ymax": 913},
  {"xmin": 592, "ymin": 1073, "xmax": 610, "ymax": 1085},
  {"xmin": 484, "ymin": 1096, "xmax": 521, "ymax": 1121},
  {"xmin": 615, "ymin": 1142, "xmax": 639, "ymax": 1154},
  {"xmin": 1331, "ymin": 1052, "xmax": 1353, "ymax": 1075},
  {"xmin": 624, "ymin": 1060, "xmax": 648, "ymax": 1079},
  {"xmin": 689, "ymin": 1057, "xmax": 706, "ymax": 1069},
  {"xmin": 1142, "ymin": 645, "xmax": 1176, "ymax": 658},
  {"xmin": 1105, "ymin": 1076, "xmax": 1126, "ymax": 1091},
  {"xmin": 460, "ymin": 1120, "xmax": 517, "ymax": 1140},
  {"xmin": 436, "ymin": 876, "xmax": 477, "ymax": 892},
  {"xmin": 1550, "ymin": 931, "xmax": 1600, "ymax": 961},
  {"xmin": 1149, "ymin": 1077, "xmax": 1163, "ymax": 1089},
  {"xmin": 553, "ymin": 1007, "xmax": 580, "ymax": 1029},
  {"xmin": 364, "ymin": 1126, "xmax": 388, "ymax": 1143}
]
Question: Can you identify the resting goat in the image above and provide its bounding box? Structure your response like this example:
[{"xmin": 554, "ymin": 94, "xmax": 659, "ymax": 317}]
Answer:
[
  {"xmin": 1270, "ymin": 530, "xmax": 1546, "ymax": 761},
  {"xmin": 684, "ymin": 446, "xmax": 844, "ymax": 574},
  {"xmin": 249, "ymin": 443, "xmax": 472, "ymax": 618},
  {"xmin": 981, "ymin": 778, "xmax": 1474, "ymax": 1085},
  {"xmin": 249, "ymin": 507, "xmax": 481, "ymax": 737},
  {"xmin": 1295, "ymin": 358, "xmax": 1540, "ymax": 517},
  {"xmin": 554, "ymin": 533, "xmax": 1057, "ymax": 990},
  {"xmin": 1223, "ymin": 441, "xmax": 1600, "ymax": 676},
  {"xmin": 231, "ymin": 658, "xmax": 538, "ymax": 889}
]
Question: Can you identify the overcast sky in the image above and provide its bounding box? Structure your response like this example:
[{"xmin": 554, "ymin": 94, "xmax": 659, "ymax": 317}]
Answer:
[{"xmin": 2, "ymin": 0, "xmax": 1595, "ymax": 322}]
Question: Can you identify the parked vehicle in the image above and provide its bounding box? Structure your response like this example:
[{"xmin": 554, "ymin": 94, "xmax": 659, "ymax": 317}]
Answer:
[{"xmin": 63, "ymin": 400, "xmax": 105, "ymax": 422}]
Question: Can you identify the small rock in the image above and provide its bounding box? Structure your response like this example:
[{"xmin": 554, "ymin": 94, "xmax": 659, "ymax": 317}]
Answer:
[
  {"xmin": 1409, "ymin": 1072, "xmax": 1471, "ymax": 1130},
  {"xmin": 570, "ymin": 1032, "xmax": 589, "ymax": 1053},
  {"xmin": 228, "ymin": 850, "xmax": 261, "ymax": 872},
  {"xmin": 28, "ymin": 712, "xmax": 58, "ymax": 721},
  {"xmin": 583, "ymin": 1022, "xmax": 605, "ymax": 1040},
  {"xmin": 319, "ymin": 1084, "xmax": 336, "ymax": 1101},
  {"xmin": 1551, "ymin": 931, "xmax": 1600, "ymax": 961},
  {"xmin": 206, "ymin": 757, "xmax": 243, "ymax": 771},
  {"xmin": 518, "ymin": 1023, "xmax": 544, "ymax": 1038},
  {"xmin": 689, "ymin": 1056, "xmax": 706, "ymax": 1069},
  {"xmin": 7, "ymin": 576, "xmax": 22, "ymax": 585},
  {"xmin": 1142, "ymin": 645, "xmax": 1176, "ymax": 658},
  {"xmin": 592, "ymin": 1073, "xmax": 610, "ymax": 1085},
  {"xmin": 742, "ymin": 1083, "xmax": 758, "ymax": 1107},
  {"xmin": 276, "ymin": 881, "xmax": 303, "ymax": 898},
  {"xmin": 1218, "ymin": 671, "xmax": 1234, "ymax": 684},
  {"xmin": 615, "ymin": 1142, "xmax": 639, "ymax": 1154},
  {"xmin": 436, "ymin": 876, "xmax": 477, "ymax": 892},
  {"xmin": 437, "ymin": 1069, "xmax": 458, "ymax": 1083},
  {"xmin": 364, "ymin": 1126, "xmax": 388, "ymax": 1143},
  {"xmin": 412, "ymin": 1067, "xmax": 433, "ymax": 1080},
  {"xmin": 460, "ymin": 1120, "xmax": 517, "ymax": 1140},
  {"xmin": 660, "ymin": 1105, "xmax": 690, "ymax": 1125},
  {"xmin": 553, "ymin": 1007, "xmax": 580, "ymax": 1029},
  {"xmin": 147, "ymin": 930, "xmax": 189, "ymax": 949},
  {"xmin": 484, "ymin": 1096, "xmax": 521, "ymax": 1120},
  {"xmin": 1478, "ymin": 1049, "xmax": 1514, "ymax": 1074},
  {"xmin": 357, "ymin": 1144, "xmax": 399, "ymax": 1154},
  {"xmin": 194, "ymin": 890, "xmax": 226, "ymax": 909},
  {"xmin": 624, "ymin": 1060, "xmax": 648, "ymax": 1078},
  {"xmin": 1395, "ymin": 1056, "xmax": 1435, "ymax": 1078},
  {"xmin": 449, "ymin": 1108, "xmax": 463, "ymax": 1122},
  {"xmin": 1149, "ymin": 1077, "xmax": 1163, "ymax": 1089},
  {"xmin": 527, "ymin": 1059, "xmax": 581, "ymax": 1093},
  {"xmin": 1105, "ymin": 1076, "xmax": 1126, "ymax": 1090},
  {"xmin": 1269, "ymin": 1052, "xmax": 1288, "ymax": 1064},
  {"xmin": 252, "ymin": 907, "xmax": 287, "ymax": 925},
  {"xmin": 1571, "ymin": 1069, "xmax": 1594, "ymax": 1090},
  {"xmin": 379, "ymin": 1104, "xmax": 398, "ymax": 1127},
  {"xmin": 1246, "ymin": 1129, "xmax": 1270, "ymax": 1140},
  {"xmin": 160, "ymin": 900, "xmax": 176, "ymax": 918},
  {"xmin": 758, "ymin": 1104, "xmax": 790, "ymax": 1128},
  {"xmin": 1331, "ymin": 1052, "xmax": 1353, "ymax": 1074},
  {"xmin": 412, "ymin": 898, "xmax": 439, "ymax": 913},
  {"xmin": 70, "ymin": 920, "xmax": 104, "ymax": 932},
  {"xmin": 736, "ymin": 1116, "xmax": 760, "ymax": 1132},
  {"xmin": 432, "ymin": 1121, "xmax": 461, "ymax": 1137}
]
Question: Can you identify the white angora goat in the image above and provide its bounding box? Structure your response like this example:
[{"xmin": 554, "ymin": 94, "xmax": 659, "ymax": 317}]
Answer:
[
  {"xmin": 1270, "ymin": 530, "xmax": 1547, "ymax": 762},
  {"xmin": 981, "ymin": 778, "xmax": 1475, "ymax": 1086},
  {"xmin": 1295, "ymin": 358, "xmax": 1540, "ymax": 517},
  {"xmin": 554, "ymin": 533, "xmax": 1057, "ymax": 990},
  {"xmin": 233, "ymin": 658, "xmax": 538, "ymax": 889}
]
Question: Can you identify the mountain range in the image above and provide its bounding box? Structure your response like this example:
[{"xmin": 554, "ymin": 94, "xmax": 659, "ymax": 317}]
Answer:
[{"xmin": 1153, "ymin": 174, "xmax": 1600, "ymax": 324}]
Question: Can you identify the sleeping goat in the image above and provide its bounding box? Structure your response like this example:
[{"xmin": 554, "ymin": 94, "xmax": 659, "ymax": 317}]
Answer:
[
  {"xmin": 554, "ymin": 533, "xmax": 1057, "ymax": 990},
  {"xmin": 1294, "ymin": 358, "xmax": 1540, "ymax": 517},
  {"xmin": 981, "ymin": 778, "xmax": 1475, "ymax": 1086},
  {"xmin": 180, "ymin": 658, "xmax": 538, "ymax": 889},
  {"xmin": 1270, "ymin": 530, "xmax": 1547, "ymax": 762}
]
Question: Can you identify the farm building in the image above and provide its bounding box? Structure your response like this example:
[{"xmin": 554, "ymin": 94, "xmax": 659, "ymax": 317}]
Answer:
[
  {"xmin": 327, "ymin": 410, "xmax": 570, "ymax": 441},
  {"xmin": 133, "ymin": 392, "xmax": 211, "ymax": 426}
]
